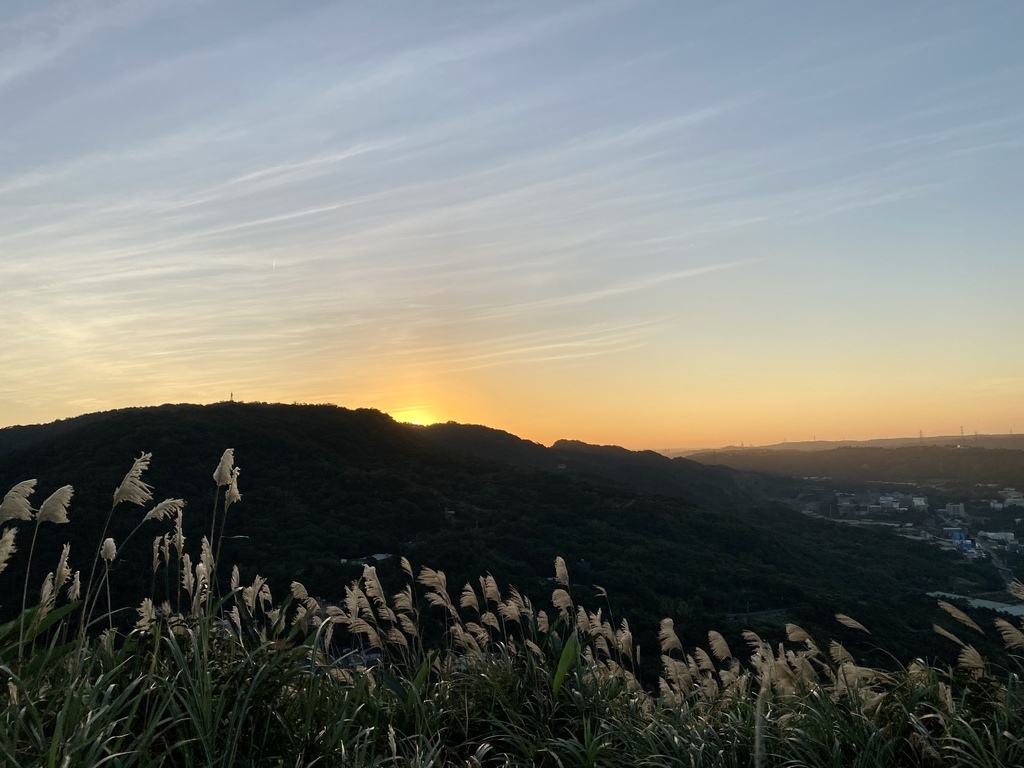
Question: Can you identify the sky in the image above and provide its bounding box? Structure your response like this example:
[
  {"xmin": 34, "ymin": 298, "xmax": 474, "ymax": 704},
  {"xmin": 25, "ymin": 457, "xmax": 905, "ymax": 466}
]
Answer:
[{"xmin": 1, "ymin": 1, "xmax": 1022, "ymax": 450}]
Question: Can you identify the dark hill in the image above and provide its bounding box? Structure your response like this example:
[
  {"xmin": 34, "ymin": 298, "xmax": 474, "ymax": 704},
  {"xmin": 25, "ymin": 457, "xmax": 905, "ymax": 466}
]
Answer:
[
  {"xmin": 0, "ymin": 402, "xmax": 1006, "ymax": 666},
  {"xmin": 417, "ymin": 424, "xmax": 764, "ymax": 507},
  {"xmin": 689, "ymin": 445, "xmax": 1024, "ymax": 489}
]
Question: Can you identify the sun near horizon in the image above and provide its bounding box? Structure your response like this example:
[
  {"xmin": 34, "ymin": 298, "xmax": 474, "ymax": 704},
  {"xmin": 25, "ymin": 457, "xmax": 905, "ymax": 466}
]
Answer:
[{"xmin": 1, "ymin": 2, "xmax": 1022, "ymax": 455}]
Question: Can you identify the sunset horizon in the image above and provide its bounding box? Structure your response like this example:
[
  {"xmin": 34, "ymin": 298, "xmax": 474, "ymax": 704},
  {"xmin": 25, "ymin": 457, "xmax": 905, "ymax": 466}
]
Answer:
[{"xmin": 3, "ymin": 1, "xmax": 1022, "ymax": 456}]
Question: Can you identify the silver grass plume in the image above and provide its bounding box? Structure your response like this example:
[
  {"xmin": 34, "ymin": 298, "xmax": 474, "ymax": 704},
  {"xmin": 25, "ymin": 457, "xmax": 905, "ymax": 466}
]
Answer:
[
  {"xmin": 200, "ymin": 536, "xmax": 213, "ymax": 574},
  {"xmin": 181, "ymin": 554, "xmax": 194, "ymax": 597},
  {"xmin": 225, "ymin": 467, "xmax": 241, "ymax": 507},
  {"xmin": 0, "ymin": 479, "xmax": 36, "ymax": 524},
  {"xmin": 39, "ymin": 572, "xmax": 56, "ymax": 617},
  {"xmin": 994, "ymin": 618, "xmax": 1024, "ymax": 650},
  {"xmin": 554, "ymin": 556, "xmax": 569, "ymax": 586},
  {"xmin": 659, "ymin": 618, "xmax": 683, "ymax": 654},
  {"xmin": 136, "ymin": 598, "xmax": 156, "ymax": 630},
  {"xmin": 934, "ymin": 624, "xmax": 965, "ymax": 647},
  {"xmin": 152, "ymin": 536, "xmax": 162, "ymax": 573},
  {"xmin": 213, "ymin": 449, "xmax": 234, "ymax": 486},
  {"xmin": 37, "ymin": 485, "xmax": 73, "ymax": 524},
  {"xmin": 460, "ymin": 583, "xmax": 480, "ymax": 613},
  {"xmin": 101, "ymin": 538, "xmax": 117, "ymax": 563},
  {"xmin": 836, "ymin": 613, "xmax": 870, "ymax": 633},
  {"xmin": 937, "ymin": 600, "xmax": 984, "ymax": 634},
  {"xmin": 708, "ymin": 630, "xmax": 733, "ymax": 661},
  {"xmin": 958, "ymin": 645, "xmax": 985, "ymax": 674},
  {"xmin": 400, "ymin": 556, "xmax": 413, "ymax": 579},
  {"xmin": 54, "ymin": 544, "xmax": 72, "ymax": 591},
  {"xmin": 482, "ymin": 574, "xmax": 501, "ymax": 604},
  {"xmin": 0, "ymin": 528, "xmax": 16, "ymax": 574},
  {"xmin": 173, "ymin": 509, "xmax": 185, "ymax": 558},
  {"xmin": 68, "ymin": 571, "xmax": 81, "ymax": 601},
  {"xmin": 113, "ymin": 452, "xmax": 153, "ymax": 506},
  {"xmin": 144, "ymin": 498, "xmax": 185, "ymax": 523}
]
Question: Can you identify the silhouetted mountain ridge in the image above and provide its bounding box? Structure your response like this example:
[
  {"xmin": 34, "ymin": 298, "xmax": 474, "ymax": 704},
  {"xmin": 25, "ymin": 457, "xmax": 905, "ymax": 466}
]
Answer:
[{"xmin": 0, "ymin": 402, "xmax": 1006, "ymax": 665}]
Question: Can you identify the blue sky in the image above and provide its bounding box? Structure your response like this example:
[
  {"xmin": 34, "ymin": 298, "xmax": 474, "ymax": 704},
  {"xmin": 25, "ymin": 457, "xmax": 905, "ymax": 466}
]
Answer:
[{"xmin": 1, "ymin": 1, "xmax": 1022, "ymax": 448}]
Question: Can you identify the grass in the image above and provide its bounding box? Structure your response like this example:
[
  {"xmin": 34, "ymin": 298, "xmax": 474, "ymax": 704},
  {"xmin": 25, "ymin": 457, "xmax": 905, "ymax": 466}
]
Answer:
[{"xmin": 1, "ymin": 452, "xmax": 1024, "ymax": 766}]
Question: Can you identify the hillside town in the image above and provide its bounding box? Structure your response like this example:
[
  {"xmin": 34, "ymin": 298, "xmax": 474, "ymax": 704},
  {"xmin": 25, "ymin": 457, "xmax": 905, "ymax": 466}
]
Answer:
[{"xmin": 802, "ymin": 485, "xmax": 1023, "ymax": 567}]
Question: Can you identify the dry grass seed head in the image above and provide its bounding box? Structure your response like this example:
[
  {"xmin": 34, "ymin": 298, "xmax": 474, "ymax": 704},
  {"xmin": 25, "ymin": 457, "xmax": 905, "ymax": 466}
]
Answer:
[
  {"xmin": 173, "ymin": 510, "xmax": 185, "ymax": 557},
  {"xmin": 54, "ymin": 543, "xmax": 71, "ymax": 589},
  {"xmin": 394, "ymin": 585, "xmax": 414, "ymax": 613},
  {"xmin": 213, "ymin": 449, "xmax": 234, "ymax": 486},
  {"xmin": 482, "ymin": 574, "xmax": 501, "ymax": 604},
  {"xmin": 230, "ymin": 564, "xmax": 240, "ymax": 592},
  {"xmin": 829, "ymin": 641, "xmax": 855, "ymax": 666},
  {"xmin": 37, "ymin": 485, "xmax": 73, "ymax": 524},
  {"xmin": 708, "ymin": 630, "xmax": 732, "ymax": 661},
  {"xmin": 225, "ymin": 467, "xmax": 242, "ymax": 507},
  {"xmin": 575, "ymin": 606, "xmax": 592, "ymax": 635},
  {"xmin": 694, "ymin": 647, "xmax": 716, "ymax": 674},
  {"xmin": 933, "ymin": 624, "xmax": 966, "ymax": 647},
  {"xmin": 836, "ymin": 613, "xmax": 870, "ymax": 634},
  {"xmin": 68, "ymin": 571, "xmax": 80, "ymax": 601},
  {"xmin": 200, "ymin": 537, "xmax": 213, "ymax": 574},
  {"xmin": 181, "ymin": 555, "xmax": 195, "ymax": 598},
  {"xmin": 659, "ymin": 619, "xmax": 683, "ymax": 654},
  {"xmin": 417, "ymin": 567, "xmax": 447, "ymax": 593},
  {"xmin": 136, "ymin": 598, "xmax": 156, "ymax": 630},
  {"xmin": 460, "ymin": 583, "xmax": 480, "ymax": 613},
  {"xmin": 498, "ymin": 599, "xmax": 521, "ymax": 624},
  {"xmin": 537, "ymin": 610, "xmax": 549, "ymax": 633},
  {"xmin": 0, "ymin": 528, "xmax": 17, "ymax": 574},
  {"xmin": 786, "ymin": 624, "xmax": 811, "ymax": 643},
  {"xmin": 362, "ymin": 565, "xmax": 386, "ymax": 606},
  {"xmin": 552, "ymin": 588, "xmax": 573, "ymax": 616},
  {"xmin": 957, "ymin": 645, "xmax": 985, "ymax": 675},
  {"xmin": 39, "ymin": 572, "xmax": 56, "ymax": 615},
  {"xmin": 101, "ymin": 538, "xmax": 117, "ymax": 563},
  {"xmin": 937, "ymin": 600, "xmax": 984, "ymax": 634},
  {"xmin": 0, "ymin": 479, "xmax": 36, "ymax": 524},
  {"xmin": 994, "ymin": 618, "xmax": 1024, "ymax": 650},
  {"xmin": 152, "ymin": 536, "xmax": 162, "ymax": 573},
  {"xmin": 399, "ymin": 613, "xmax": 418, "ymax": 638},
  {"xmin": 1009, "ymin": 580, "xmax": 1024, "ymax": 600},
  {"xmin": 616, "ymin": 619, "xmax": 634, "ymax": 662},
  {"xmin": 143, "ymin": 498, "xmax": 185, "ymax": 523},
  {"xmin": 400, "ymin": 556, "xmax": 413, "ymax": 579},
  {"xmin": 554, "ymin": 556, "xmax": 569, "ymax": 586},
  {"xmin": 114, "ymin": 453, "xmax": 153, "ymax": 506}
]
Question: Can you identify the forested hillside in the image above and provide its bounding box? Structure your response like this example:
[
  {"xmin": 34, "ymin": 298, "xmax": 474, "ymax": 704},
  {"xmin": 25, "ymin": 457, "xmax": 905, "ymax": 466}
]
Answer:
[{"xmin": 0, "ymin": 402, "xmax": 1008, "ymax": 666}]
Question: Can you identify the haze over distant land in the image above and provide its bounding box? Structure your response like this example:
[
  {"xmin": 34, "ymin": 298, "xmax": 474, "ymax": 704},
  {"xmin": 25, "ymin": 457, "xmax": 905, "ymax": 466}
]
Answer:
[
  {"xmin": 664, "ymin": 433, "xmax": 1024, "ymax": 458},
  {"xmin": 1, "ymin": 1, "xmax": 1022, "ymax": 449}
]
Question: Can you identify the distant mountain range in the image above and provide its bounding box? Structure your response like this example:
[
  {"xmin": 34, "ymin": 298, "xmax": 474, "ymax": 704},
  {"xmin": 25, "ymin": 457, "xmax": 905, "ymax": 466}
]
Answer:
[{"xmin": 665, "ymin": 433, "xmax": 1024, "ymax": 457}]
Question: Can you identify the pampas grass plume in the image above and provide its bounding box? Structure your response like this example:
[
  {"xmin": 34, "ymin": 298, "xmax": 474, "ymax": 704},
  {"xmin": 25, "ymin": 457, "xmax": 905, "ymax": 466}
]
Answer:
[
  {"xmin": 836, "ymin": 613, "xmax": 870, "ymax": 634},
  {"xmin": 114, "ymin": 452, "xmax": 153, "ymax": 506},
  {"xmin": 213, "ymin": 449, "xmax": 234, "ymax": 486},
  {"xmin": 937, "ymin": 600, "xmax": 984, "ymax": 634},
  {"xmin": 225, "ymin": 467, "xmax": 242, "ymax": 506},
  {"xmin": 554, "ymin": 556, "xmax": 569, "ymax": 586},
  {"xmin": 0, "ymin": 527, "xmax": 16, "ymax": 574},
  {"xmin": 144, "ymin": 499, "xmax": 185, "ymax": 523},
  {"xmin": 37, "ymin": 485, "xmax": 73, "ymax": 524},
  {"xmin": 0, "ymin": 479, "xmax": 36, "ymax": 523},
  {"xmin": 101, "ymin": 538, "xmax": 117, "ymax": 563}
]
